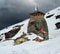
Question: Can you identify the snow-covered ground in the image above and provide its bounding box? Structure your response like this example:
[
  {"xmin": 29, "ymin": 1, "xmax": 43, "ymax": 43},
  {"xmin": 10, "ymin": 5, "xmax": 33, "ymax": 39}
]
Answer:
[
  {"xmin": 0, "ymin": 7, "xmax": 60, "ymax": 54},
  {"xmin": 45, "ymin": 7, "xmax": 60, "ymax": 39}
]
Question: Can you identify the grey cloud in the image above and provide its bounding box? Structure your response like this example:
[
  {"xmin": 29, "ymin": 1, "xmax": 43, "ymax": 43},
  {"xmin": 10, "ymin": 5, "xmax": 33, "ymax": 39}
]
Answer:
[{"xmin": 36, "ymin": 0, "xmax": 60, "ymax": 12}]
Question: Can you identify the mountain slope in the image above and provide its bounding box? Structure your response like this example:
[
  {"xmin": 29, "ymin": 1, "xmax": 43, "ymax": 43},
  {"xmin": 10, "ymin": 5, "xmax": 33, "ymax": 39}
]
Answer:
[
  {"xmin": 0, "ymin": 19, "xmax": 43, "ymax": 42},
  {"xmin": 45, "ymin": 7, "xmax": 60, "ymax": 39},
  {"xmin": 0, "ymin": 7, "xmax": 60, "ymax": 54}
]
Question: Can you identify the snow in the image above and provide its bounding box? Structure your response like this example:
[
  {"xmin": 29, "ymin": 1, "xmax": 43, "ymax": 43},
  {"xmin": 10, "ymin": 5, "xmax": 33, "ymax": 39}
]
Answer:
[
  {"xmin": 26, "ymin": 33, "xmax": 43, "ymax": 40},
  {"xmin": 45, "ymin": 7, "xmax": 60, "ymax": 39},
  {"xmin": 0, "ymin": 7, "xmax": 60, "ymax": 54},
  {"xmin": 0, "ymin": 36, "xmax": 60, "ymax": 54},
  {"xmin": 11, "ymin": 19, "xmax": 30, "ymax": 39},
  {"xmin": 0, "ymin": 40, "xmax": 14, "ymax": 46}
]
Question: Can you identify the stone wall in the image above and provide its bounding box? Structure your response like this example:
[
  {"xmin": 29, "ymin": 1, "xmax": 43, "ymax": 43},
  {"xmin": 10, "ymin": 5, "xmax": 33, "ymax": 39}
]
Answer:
[{"xmin": 27, "ymin": 17, "xmax": 49, "ymax": 40}]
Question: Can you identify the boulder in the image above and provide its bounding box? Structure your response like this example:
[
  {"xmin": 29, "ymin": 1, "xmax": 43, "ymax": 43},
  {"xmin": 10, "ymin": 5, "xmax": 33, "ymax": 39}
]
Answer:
[
  {"xmin": 14, "ymin": 32, "xmax": 30, "ymax": 45},
  {"xmin": 33, "ymin": 37, "xmax": 44, "ymax": 42},
  {"xmin": 5, "ymin": 27, "xmax": 20, "ymax": 39}
]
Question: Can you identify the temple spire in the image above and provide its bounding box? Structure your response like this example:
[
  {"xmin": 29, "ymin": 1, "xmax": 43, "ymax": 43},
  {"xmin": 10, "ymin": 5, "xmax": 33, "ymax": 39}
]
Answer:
[{"xmin": 35, "ymin": 5, "xmax": 38, "ymax": 11}]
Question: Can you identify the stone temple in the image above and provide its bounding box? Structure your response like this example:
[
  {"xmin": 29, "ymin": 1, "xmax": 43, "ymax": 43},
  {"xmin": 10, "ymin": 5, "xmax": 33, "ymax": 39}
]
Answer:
[{"xmin": 27, "ymin": 7, "xmax": 49, "ymax": 40}]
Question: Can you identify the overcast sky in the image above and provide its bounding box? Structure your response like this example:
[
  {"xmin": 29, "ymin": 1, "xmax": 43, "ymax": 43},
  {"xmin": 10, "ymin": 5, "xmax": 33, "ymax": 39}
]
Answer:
[{"xmin": 0, "ymin": 0, "xmax": 60, "ymax": 30}]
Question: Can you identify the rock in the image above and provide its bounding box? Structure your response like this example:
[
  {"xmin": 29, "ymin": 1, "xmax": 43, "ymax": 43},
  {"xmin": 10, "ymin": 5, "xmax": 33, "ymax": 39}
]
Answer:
[
  {"xmin": 55, "ymin": 22, "xmax": 60, "ymax": 29},
  {"xmin": 56, "ymin": 15, "xmax": 60, "ymax": 19},
  {"xmin": 14, "ymin": 33, "xmax": 30, "ymax": 45},
  {"xmin": 46, "ymin": 14, "xmax": 54, "ymax": 18},
  {"xmin": 5, "ymin": 27, "xmax": 20, "ymax": 39},
  {"xmin": 13, "ymin": 24, "xmax": 24, "ymax": 28},
  {"xmin": 14, "ymin": 36, "xmax": 30, "ymax": 45},
  {"xmin": 0, "ymin": 39, "xmax": 2, "ymax": 41},
  {"xmin": 33, "ymin": 37, "xmax": 44, "ymax": 42}
]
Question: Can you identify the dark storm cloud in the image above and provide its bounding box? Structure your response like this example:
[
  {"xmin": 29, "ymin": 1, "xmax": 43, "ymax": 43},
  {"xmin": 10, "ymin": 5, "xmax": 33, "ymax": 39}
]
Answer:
[{"xmin": 0, "ymin": 0, "xmax": 60, "ymax": 30}]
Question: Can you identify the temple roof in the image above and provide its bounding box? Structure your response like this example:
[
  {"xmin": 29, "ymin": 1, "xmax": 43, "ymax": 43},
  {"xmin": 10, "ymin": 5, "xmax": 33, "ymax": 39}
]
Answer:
[{"xmin": 30, "ymin": 11, "xmax": 45, "ymax": 15}]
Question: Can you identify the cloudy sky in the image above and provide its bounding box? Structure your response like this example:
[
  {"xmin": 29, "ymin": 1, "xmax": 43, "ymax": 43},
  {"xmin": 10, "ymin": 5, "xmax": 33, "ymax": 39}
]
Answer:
[{"xmin": 0, "ymin": 0, "xmax": 60, "ymax": 30}]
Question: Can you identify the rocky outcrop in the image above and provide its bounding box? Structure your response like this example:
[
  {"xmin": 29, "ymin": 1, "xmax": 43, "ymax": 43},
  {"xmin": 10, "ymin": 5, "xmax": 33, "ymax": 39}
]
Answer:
[
  {"xmin": 46, "ymin": 14, "xmax": 54, "ymax": 18},
  {"xmin": 56, "ymin": 15, "xmax": 60, "ymax": 19},
  {"xmin": 33, "ymin": 37, "xmax": 44, "ymax": 42},
  {"xmin": 5, "ymin": 25, "xmax": 23, "ymax": 39},
  {"xmin": 5, "ymin": 27, "xmax": 20, "ymax": 39},
  {"xmin": 55, "ymin": 22, "xmax": 60, "ymax": 29},
  {"xmin": 14, "ymin": 32, "xmax": 30, "ymax": 45}
]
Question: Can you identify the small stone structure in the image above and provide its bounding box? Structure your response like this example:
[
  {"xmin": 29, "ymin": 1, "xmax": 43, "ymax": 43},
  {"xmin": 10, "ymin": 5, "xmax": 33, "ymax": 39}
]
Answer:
[{"xmin": 28, "ymin": 8, "xmax": 49, "ymax": 40}]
